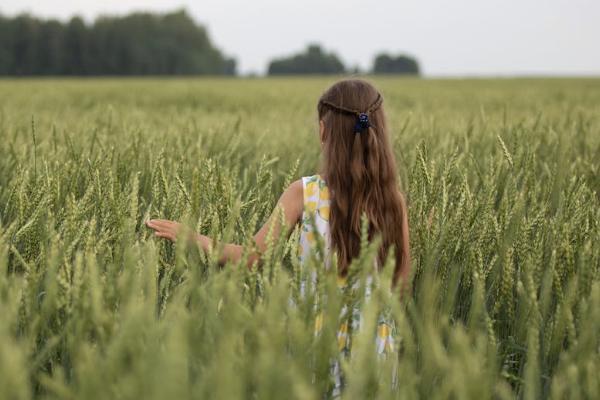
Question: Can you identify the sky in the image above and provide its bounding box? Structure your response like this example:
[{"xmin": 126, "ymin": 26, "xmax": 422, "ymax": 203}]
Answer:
[{"xmin": 1, "ymin": 0, "xmax": 599, "ymax": 76}]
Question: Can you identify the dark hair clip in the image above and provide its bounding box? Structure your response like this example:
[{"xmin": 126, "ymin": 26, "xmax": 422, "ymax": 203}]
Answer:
[{"xmin": 354, "ymin": 113, "xmax": 370, "ymax": 133}]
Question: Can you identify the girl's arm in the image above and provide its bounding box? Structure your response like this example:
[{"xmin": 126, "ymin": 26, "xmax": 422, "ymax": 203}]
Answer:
[{"xmin": 145, "ymin": 179, "xmax": 304, "ymax": 269}]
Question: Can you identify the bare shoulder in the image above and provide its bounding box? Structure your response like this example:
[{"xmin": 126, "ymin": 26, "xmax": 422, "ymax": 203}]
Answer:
[
  {"xmin": 281, "ymin": 179, "xmax": 303, "ymax": 205},
  {"xmin": 287, "ymin": 179, "xmax": 303, "ymax": 195},
  {"xmin": 275, "ymin": 179, "xmax": 304, "ymax": 224}
]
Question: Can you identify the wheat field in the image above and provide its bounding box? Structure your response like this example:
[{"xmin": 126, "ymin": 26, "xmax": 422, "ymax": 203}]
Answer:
[{"xmin": 0, "ymin": 77, "xmax": 598, "ymax": 399}]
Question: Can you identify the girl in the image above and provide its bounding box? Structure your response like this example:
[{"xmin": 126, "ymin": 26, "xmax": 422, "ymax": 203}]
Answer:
[
  {"xmin": 146, "ymin": 78, "xmax": 410, "ymax": 394},
  {"xmin": 146, "ymin": 78, "xmax": 410, "ymax": 288}
]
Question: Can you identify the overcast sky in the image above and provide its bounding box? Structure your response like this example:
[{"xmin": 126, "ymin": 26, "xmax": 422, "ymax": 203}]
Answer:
[{"xmin": 2, "ymin": 0, "xmax": 599, "ymax": 76}]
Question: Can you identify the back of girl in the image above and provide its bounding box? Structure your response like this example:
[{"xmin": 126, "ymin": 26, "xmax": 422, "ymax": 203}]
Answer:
[
  {"xmin": 301, "ymin": 79, "xmax": 410, "ymax": 294},
  {"xmin": 299, "ymin": 79, "xmax": 410, "ymax": 397},
  {"xmin": 146, "ymin": 78, "xmax": 410, "ymax": 398}
]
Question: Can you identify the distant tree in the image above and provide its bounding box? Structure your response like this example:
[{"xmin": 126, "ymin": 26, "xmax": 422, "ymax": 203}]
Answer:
[
  {"xmin": 223, "ymin": 57, "xmax": 237, "ymax": 75},
  {"xmin": 37, "ymin": 19, "xmax": 65, "ymax": 75},
  {"xmin": 268, "ymin": 44, "xmax": 345, "ymax": 75},
  {"xmin": 12, "ymin": 15, "xmax": 39, "ymax": 75},
  {"xmin": 63, "ymin": 17, "xmax": 89, "ymax": 74},
  {"xmin": 372, "ymin": 53, "xmax": 420, "ymax": 75},
  {"xmin": 0, "ymin": 15, "xmax": 15, "ymax": 74},
  {"xmin": 0, "ymin": 9, "xmax": 236, "ymax": 76}
]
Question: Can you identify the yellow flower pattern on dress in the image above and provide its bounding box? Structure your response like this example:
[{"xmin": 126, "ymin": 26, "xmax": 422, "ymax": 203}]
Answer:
[
  {"xmin": 297, "ymin": 174, "xmax": 331, "ymax": 266},
  {"xmin": 305, "ymin": 180, "xmax": 318, "ymax": 197},
  {"xmin": 296, "ymin": 174, "xmax": 396, "ymax": 396},
  {"xmin": 306, "ymin": 200, "xmax": 318, "ymax": 213}
]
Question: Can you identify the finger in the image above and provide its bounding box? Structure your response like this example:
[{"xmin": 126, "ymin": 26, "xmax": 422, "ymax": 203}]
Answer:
[
  {"xmin": 164, "ymin": 228, "xmax": 179, "ymax": 241},
  {"xmin": 147, "ymin": 219, "xmax": 167, "ymax": 226},
  {"xmin": 145, "ymin": 222, "xmax": 165, "ymax": 232},
  {"xmin": 158, "ymin": 220, "xmax": 179, "ymax": 230},
  {"xmin": 154, "ymin": 227, "xmax": 176, "ymax": 237},
  {"xmin": 145, "ymin": 221, "xmax": 158, "ymax": 229},
  {"xmin": 147, "ymin": 219, "xmax": 174, "ymax": 229},
  {"xmin": 155, "ymin": 231, "xmax": 175, "ymax": 242},
  {"xmin": 152, "ymin": 219, "xmax": 175, "ymax": 224},
  {"xmin": 146, "ymin": 220, "xmax": 163, "ymax": 228}
]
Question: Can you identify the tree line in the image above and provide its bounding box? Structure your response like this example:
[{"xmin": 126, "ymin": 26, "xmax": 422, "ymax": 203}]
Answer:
[
  {"xmin": 0, "ymin": 10, "xmax": 236, "ymax": 75},
  {"xmin": 268, "ymin": 44, "xmax": 420, "ymax": 76},
  {"xmin": 0, "ymin": 10, "xmax": 420, "ymax": 76}
]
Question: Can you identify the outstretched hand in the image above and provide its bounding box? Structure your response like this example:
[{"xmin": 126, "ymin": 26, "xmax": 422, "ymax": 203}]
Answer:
[
  {"xmin": 145, "ymin": 219, "xmax": 185, "ymax": 242},
  {"xmin": 144, "ymin": 180, "xmax": 303, "ymax": 268}
]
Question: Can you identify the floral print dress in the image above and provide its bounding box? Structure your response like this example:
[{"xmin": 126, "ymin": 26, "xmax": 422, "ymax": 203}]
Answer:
[{"xmin": 297, "ymin": 174, "xmax": 396, "ymax": 396}]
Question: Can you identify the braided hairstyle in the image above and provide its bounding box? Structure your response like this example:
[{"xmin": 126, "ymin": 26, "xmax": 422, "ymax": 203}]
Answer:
[{"xmin": 317, "ymin": 79, "xmax": 410, "ymax": 291}]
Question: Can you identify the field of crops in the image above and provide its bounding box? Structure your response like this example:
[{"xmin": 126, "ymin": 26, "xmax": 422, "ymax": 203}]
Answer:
[{"xmin": 0, "ymin": 77, "xmax": 598, "ymax": 400}]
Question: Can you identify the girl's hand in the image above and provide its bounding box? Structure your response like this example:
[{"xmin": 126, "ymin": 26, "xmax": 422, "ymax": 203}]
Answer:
[{"xmin": 145, "ymin": 219, "xmax": 185, "ymax": 242}]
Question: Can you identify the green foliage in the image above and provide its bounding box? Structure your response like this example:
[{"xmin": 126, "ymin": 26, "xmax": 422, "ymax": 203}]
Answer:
[
  {"xmin": 0, "ymin": 10, "xmax": 236, "ymax": 76},
  {"xmin": 372, "ymin": 53, "xmax": 420, "ymax": 75},
  {"xmin": 267, "ymin": 44, "xmax": 346, "ymax": 75},
  {"xmin": 0, "ymin": 77, "xmax": 598, "ymax": 399}
]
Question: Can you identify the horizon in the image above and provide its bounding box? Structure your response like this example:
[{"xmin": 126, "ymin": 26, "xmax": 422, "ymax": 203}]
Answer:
[{"xmin": 2, "ymin": 0, "xmax": 599, "ymax": 77}]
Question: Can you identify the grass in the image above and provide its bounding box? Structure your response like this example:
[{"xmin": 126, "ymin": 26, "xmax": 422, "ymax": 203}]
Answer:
[{"xmin": 0, "ymin": 77, "xmax": 598, "ymax": 399}]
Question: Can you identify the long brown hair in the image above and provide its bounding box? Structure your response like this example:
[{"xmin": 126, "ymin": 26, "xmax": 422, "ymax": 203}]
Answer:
[{"xmin": 317, "ymin": 79, "xmax": 410, "ymax": 291}]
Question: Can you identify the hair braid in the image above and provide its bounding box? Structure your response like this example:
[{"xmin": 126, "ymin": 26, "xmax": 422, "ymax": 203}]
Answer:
[
  {"xmin": 317, "ymin": 79, "xmax": 410, "ymax": 294},
  {"xmin": 319, "ymin": 93, "xmax": 383, "ymax": 117}
]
